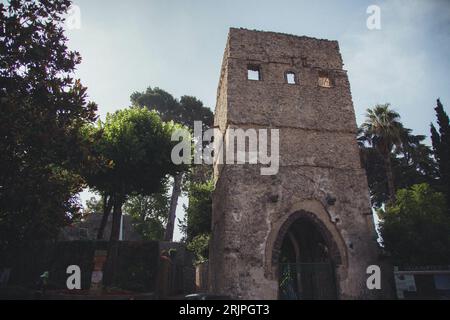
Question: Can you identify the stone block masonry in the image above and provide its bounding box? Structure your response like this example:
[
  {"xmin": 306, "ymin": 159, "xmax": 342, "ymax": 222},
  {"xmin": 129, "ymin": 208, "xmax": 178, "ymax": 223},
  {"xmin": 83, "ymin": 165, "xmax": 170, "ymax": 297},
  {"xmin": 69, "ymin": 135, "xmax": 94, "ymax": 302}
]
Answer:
[{"xmin": 209, "ymin": 28, "xmax": 383, "ymax": 300}]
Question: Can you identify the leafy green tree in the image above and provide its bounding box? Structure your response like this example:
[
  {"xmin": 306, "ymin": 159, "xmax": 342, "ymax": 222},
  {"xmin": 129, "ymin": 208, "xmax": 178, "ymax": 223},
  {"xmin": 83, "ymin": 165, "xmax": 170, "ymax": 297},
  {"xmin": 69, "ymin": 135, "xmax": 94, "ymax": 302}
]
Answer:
[
  {"xmin": 130, "ymin": 88, "xmax": 213, "ymax": 130},
  {"xmin": 431, "ymin": 99, "xmax": 450, "ymax": 208},
  {"xmin": 359, "ymin": 128, "xmax": 438, "ymax": 208},
  {"xmin": 379, "ymin": 183, "xmax": 450, "ymax": 266},
  {"xmin": 83, "ymin": 107, "xmax": 183, "ymax": 241},
  {"xmin": 186, "ymin": 233, "xmax": 210, "ymax": 264},
  {"xmin": 80, "ymin": 195, "xmax": 158, "ymax": 240},
  {"xmin": 180, "ymin": 179, "xmax": 213, "ymax": 245},
  {"xmin": 123, "ymin": 187, "xmax": 170, "ymax": 241},
  {"xmin": 84, "ymin": 196, "xmax": 103, "ymax": 215},
  {"xmin": 131, "ymin": 87, "xmax": 213, "ymax": 241},
  {"xmin": 0, "ymin": 0, "xmax": 97, "ymax": 248},
  {"xmin": 96, "ymin": 193, "xmax": 114, "ymax": 240},
  {"xmin": 360, "ymin": 104, "xmax": 405, "ymax": 202},
  {"xmin": 83, "ymin": 107, "xmax": 184, "ymax": 285},
  {"xmin": 396, "ymin": 128, "xmax": 438, "ymax": 182}
]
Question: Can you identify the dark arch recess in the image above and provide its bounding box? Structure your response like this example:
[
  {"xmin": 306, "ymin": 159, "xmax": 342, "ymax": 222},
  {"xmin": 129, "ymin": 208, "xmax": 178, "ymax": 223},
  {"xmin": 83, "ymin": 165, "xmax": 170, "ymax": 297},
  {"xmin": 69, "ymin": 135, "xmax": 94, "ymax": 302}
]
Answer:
[{"xmin": 272, "ymin": 210, "xmax": 343, "ymax": 268}]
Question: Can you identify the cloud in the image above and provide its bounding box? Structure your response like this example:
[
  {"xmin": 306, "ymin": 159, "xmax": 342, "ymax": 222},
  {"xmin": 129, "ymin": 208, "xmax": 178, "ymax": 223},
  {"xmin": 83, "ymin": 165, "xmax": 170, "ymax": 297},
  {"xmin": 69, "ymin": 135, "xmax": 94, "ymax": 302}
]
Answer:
[{"xmin": 340, "ymin": 0, "xmax": 450, "ymax": 132}]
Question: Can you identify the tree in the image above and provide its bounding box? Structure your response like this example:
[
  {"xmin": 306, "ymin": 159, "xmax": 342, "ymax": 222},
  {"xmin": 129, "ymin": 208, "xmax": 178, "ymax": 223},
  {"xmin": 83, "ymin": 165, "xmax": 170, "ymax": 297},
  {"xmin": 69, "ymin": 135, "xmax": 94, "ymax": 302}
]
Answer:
[
  {"xmin": 360, "ymin": 104, "xmax": 405, "ymax": 202},
  {"xmin": 379, "ymin": 183, "xmax": 450, "ymax": 266},
  {"xmin": 358, "ymin": 143, "xmax": 391, "ymax": 207},
  {"xmin": 0, "ymin": 0, "xmax": 97, "ymax": 248},
  {"xmin": 130, "ymin": 88, "xmax": 213, "ymax": 130},
  {"xmin": 396, "ymin": 129, "xmax": 438, "ymax": 183},
  {"xmin": 81, "ymin": 193, "xmax": 170, "ymax": 241},
  {"xmin": 359, "ymin": 128, "xmax": 438, "ymax": 208},
  {"xmin": 96, "ymin": 193, "xmax": 114, "ymax": 240},
  {"xmin": 181, "ymin": 179, "xmax": 213, "ymax": 264},
  {"xmin": 84, "ymin": 196, "xmax": 104, "ymax": 216},
  {"xmin": 431, "ymin": 99, "xmax": 450, "ymax": 208},
  {"xmin": 186, "ymin": 233, "xmax": 210, "ymax": 264},
  {"xmin": 84, "ymin": 107, "xmax": 183, "ymax": 241},
  {"xmin": 181, "ymin": 179, "xmax": 214, "ymax": 243},
  {"xmin": 131, "ymin": 87, "xmax": 214, "ymax": 241},
  {"xmin": 123, "ymin": 187, "xmax": 170, "ymax": 241},
  {"xmin": 82, "ymin": 107, "xmax": 184, "ymax": 284}
]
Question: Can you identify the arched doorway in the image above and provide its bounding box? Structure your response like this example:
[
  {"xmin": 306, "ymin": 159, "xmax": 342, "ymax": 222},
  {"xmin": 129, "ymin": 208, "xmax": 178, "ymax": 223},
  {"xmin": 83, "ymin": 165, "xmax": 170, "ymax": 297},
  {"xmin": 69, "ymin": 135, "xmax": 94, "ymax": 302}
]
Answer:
[{"xmin": 275, "ymin": 212, "xmax": 340, "ymax": 300}]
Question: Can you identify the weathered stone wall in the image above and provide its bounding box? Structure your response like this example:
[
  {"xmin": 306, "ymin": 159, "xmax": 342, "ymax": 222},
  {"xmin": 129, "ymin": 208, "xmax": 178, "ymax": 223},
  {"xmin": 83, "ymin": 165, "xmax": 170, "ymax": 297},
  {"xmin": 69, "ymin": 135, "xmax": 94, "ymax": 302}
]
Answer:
[{"xmin": 210, "ymin": 28, "xmax": 381, "ymax": 300}]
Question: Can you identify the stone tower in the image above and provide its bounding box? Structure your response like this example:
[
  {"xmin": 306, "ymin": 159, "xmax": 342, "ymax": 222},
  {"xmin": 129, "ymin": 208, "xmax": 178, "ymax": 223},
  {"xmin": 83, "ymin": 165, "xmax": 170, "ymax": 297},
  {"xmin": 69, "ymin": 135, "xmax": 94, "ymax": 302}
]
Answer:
[{"xmin": 209, "ymin": 28, "xmax": 380, "ymax": 300}]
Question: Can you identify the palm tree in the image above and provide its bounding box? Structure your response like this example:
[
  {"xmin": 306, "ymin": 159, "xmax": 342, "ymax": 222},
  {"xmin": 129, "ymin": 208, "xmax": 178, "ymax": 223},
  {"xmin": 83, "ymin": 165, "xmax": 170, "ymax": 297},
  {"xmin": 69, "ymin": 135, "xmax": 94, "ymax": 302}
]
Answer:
[{"xmin": 360, "ymin": 104, "xmax": 404, "ymax": 202}]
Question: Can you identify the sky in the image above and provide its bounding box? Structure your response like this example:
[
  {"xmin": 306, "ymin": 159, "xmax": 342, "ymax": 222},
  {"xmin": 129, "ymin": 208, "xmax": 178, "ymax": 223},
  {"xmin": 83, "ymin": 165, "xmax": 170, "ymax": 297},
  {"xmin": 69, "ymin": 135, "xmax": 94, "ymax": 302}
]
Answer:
[{"xmin": 63, "ymin": 0, "xmax": 450, "ymax": 241}]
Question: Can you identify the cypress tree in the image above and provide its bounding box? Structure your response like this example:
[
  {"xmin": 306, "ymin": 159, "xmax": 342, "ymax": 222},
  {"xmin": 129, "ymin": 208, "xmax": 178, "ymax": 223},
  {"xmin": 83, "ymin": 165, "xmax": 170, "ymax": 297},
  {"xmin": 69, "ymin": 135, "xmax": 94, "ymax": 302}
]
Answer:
[{"xmin": 431, "ymin": 99, "xmax": 450, "ymax": 208}]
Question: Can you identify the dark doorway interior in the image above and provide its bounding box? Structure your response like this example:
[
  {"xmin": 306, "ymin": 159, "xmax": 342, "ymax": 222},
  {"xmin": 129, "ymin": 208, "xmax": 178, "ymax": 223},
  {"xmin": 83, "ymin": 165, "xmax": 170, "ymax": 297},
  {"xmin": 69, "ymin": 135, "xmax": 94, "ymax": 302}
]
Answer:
[{"xmin": 278, "ymin": 217, "xmax": 337, "ymax": 300}]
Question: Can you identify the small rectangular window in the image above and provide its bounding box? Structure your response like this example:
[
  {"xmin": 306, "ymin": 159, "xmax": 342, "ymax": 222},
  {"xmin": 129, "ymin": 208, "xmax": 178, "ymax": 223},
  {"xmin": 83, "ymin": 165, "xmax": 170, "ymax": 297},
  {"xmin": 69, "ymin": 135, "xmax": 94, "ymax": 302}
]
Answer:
[
  {"xmin": 286, "ymin": 72, "xmax": 296, "ymax": 84},
  {"xmin": 318, "ymin": 71, "xmax": 332, "ymax": 88},
  {"xmin": 247, "ymin": 65, "xmax": 261, "ymax": 81}
]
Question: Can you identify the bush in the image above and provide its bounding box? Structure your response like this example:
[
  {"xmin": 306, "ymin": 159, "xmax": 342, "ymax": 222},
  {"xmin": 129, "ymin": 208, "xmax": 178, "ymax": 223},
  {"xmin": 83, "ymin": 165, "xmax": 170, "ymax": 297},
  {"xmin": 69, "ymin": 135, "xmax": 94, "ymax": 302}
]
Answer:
[
  {"xmin": 187, "ymin": 234, "xmax": 210, "ymax": 264},
  {"xmin": 379, "ymin": 183, "xmax": 450, "ymax": 266},
  {"xmin": 0, "ymin": 241, "xmax": 159, "ymax": 292}
]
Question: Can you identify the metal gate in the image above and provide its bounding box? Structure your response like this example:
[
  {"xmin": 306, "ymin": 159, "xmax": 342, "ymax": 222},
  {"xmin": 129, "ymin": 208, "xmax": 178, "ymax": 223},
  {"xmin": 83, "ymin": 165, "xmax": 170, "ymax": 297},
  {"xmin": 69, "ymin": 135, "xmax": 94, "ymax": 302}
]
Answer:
[{"xmin": 279, "ymin": 263, "xmax": 337, "ymax": 300}]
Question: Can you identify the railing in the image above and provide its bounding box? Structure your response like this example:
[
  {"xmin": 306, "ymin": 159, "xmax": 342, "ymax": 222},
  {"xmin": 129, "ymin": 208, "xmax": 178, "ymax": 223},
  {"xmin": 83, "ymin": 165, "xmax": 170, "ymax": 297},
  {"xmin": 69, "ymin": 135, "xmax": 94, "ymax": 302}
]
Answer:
[{"xmin": 279, "ymin": 262, "xmax": 337, "ymax": 300}]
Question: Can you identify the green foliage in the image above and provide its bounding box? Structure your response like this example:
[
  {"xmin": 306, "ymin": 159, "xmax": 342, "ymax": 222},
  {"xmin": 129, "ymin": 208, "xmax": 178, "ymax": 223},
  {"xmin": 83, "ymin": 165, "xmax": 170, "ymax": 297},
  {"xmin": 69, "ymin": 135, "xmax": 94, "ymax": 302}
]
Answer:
[
  {"xmin": 360, "ymin": 135, "xmax": 438, "ymax": 208},
  {"xmin": 0, "ymin": 0, "xmax": 97, "ymax": 247},
  {"xmin": 379, "ymin": 183, "xmax": 450, "ymax": 266},
  {"xmin": 81, "ymin": 107, "xmax": 186, "ymax": 244},
  {"xmin": 360, "ymin": 104, "xmax": 404, "ymax": 156},
  {"xmin": 131, "ymin": 87, "xmax": 214, "ymax": 241},
  {"xmin": 130, "ymin": 87, "xmax": 214, "ymax": 129},
  {"xmin": 114, "ymin": 241, "xmax": 159, "ymax": 292},
  {"xmin": 359, "ymin": 104, "xmax": 406, "ymax": 202},
  {"xmin": 187, "ymin": 233, "xmax": 210, "ymax": 264},
  {"xmin": 83, "ymin": 107, "xmax": 184, "ymax": 197},
  {"xmin": 84, "ymin": 196, "xmax": 104, "ymax": 216},
  {"xmin": 359, "ymin": 104, "xmax": 438, "ymax": 207},
  {"xmin": 180, "ymin": 179, "xmax": 214, "ymax": 264},
  {"xmin": 0, "ymin": 241, "xmax": 159, "ymax": 292},
  {"xmin": 431, "ymin": 99, "xmax": 450, "ymax": 208},
  {"xmin": 124, "ymin": 189, "xmax": 170, "ymax": 241},
  {"xmin": 181, "ymin": 179, "xmax": 214, "ymax": 242}
]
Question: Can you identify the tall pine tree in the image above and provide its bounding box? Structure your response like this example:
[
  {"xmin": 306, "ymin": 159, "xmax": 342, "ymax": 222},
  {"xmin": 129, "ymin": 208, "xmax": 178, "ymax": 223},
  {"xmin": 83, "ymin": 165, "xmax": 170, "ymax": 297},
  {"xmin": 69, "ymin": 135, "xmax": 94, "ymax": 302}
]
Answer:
[{"xmin": 431, "ymin": 99, "xmax": 450, "ymax": 208}]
